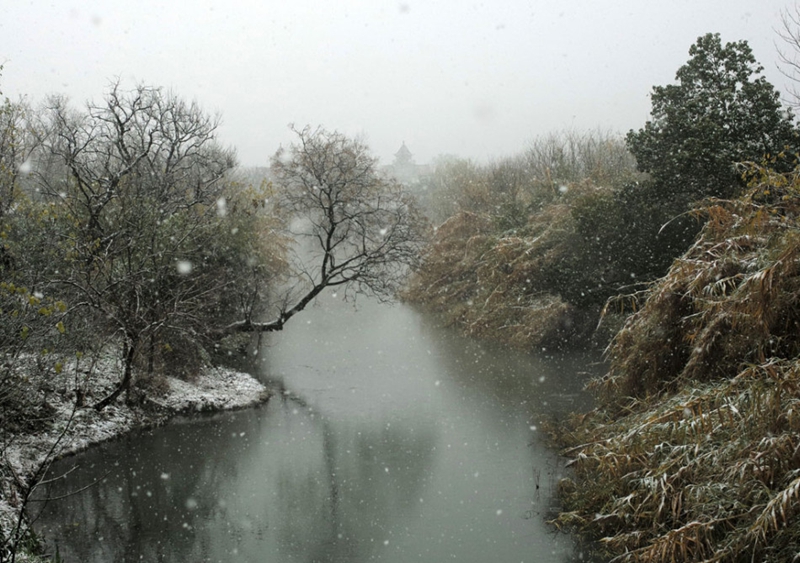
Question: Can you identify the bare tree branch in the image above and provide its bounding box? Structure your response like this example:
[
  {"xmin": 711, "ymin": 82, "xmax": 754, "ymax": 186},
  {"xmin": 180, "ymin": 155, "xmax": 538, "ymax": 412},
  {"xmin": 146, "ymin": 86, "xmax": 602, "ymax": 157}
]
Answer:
[
  {"xmin": 223, "ymin": 125, "xmax": 428, "ymax": 334},
  {"xmin": 776, "ymin": 5, "xmax": 800, "ymax": 108}
]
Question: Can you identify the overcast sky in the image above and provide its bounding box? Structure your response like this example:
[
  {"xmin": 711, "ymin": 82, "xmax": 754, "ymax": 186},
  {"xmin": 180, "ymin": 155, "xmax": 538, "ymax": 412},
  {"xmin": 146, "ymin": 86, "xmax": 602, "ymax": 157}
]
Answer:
[{"xmin": 0, "ymin": 1, "xmax": 794, "ymax": 167}]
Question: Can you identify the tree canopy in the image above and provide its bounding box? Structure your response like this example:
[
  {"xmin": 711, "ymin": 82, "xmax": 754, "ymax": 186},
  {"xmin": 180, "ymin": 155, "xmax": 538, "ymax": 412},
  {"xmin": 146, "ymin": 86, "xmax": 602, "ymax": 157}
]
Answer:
[
  {"xmin": 627, "ymin": 33, "xmax": 798, "ymax": 202},
  {"xmin": 226, "ymin": 125, "xmax": 428, "ymax": 334},
  {"xmin": 0, "ymin": 83, "xmax": 285, "ymax": 409}
]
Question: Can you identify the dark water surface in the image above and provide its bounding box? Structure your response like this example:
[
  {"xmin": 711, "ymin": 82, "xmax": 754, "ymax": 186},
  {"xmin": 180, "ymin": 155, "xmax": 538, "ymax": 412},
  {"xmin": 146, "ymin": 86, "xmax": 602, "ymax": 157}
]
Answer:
[{"xmin": 32, "ymin": 296, "xmax": 602, "ymax": 562}]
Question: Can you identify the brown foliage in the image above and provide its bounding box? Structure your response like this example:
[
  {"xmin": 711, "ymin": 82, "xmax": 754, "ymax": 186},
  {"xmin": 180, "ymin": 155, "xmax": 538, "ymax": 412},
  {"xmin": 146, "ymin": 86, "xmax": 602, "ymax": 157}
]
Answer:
[
  {"xmin": 403, "ymin": 204, "xmax": 583, "ymax": 350},
  {"xmin": 559, "ymin": 164, "xmax": 800, "ymax": 562},
  {"xmin": 407, "ymin": 131, "xmax": 644, "ymax": 350},
  {"xmin": 601, "ymin": 164, "xmax": 800, "ymax": 403}
]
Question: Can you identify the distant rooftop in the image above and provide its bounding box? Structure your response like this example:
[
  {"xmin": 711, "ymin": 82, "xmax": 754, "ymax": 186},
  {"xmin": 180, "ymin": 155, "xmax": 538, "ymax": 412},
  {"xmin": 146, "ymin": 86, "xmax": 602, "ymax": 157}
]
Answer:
[{"xmin": 394, "ymin": 142, "xmax": 413, "ymax": 165}]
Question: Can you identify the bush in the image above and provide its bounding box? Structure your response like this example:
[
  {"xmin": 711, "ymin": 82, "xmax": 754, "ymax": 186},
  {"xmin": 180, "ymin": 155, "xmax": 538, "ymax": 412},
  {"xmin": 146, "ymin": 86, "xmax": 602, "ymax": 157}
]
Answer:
[
  {"xmin": 557, "ymin": 164, "xmax": 800, "ymax": 562},
  {"xmin": 406, "ymin": 131, "xmax": 648, "ymax": 349}
]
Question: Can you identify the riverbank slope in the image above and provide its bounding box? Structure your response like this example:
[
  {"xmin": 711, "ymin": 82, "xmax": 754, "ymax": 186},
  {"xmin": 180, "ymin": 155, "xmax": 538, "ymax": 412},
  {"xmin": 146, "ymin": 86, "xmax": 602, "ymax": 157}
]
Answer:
[{"xmin": 556, "ymin": 166, "xmax": 800, "ymax": 562}]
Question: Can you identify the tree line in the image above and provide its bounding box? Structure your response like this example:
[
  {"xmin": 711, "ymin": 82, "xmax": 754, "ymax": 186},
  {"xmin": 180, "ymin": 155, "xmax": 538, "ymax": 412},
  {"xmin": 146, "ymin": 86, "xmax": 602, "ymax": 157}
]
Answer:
[
  {"xmin": 405, "ymin": 33, "xmax": 799, "ymax": 349},
  {"xmin": 0, "ymin": 82, "xmax": 426, "ymax": 420}
]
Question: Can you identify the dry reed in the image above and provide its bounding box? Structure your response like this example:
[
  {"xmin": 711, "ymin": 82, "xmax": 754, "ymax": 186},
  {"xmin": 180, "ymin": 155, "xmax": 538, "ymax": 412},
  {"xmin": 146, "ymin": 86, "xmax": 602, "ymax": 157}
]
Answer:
[{"xmin": 558, "ymin": 164, "xmax": 800, "ymax": 562}]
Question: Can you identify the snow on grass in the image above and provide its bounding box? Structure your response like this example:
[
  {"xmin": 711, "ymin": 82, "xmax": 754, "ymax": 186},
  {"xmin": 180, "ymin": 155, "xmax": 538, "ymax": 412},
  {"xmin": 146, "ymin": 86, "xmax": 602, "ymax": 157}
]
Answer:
[{"xmin": 160, "ymin": 366, "xmax": 270, "ymax": 413}]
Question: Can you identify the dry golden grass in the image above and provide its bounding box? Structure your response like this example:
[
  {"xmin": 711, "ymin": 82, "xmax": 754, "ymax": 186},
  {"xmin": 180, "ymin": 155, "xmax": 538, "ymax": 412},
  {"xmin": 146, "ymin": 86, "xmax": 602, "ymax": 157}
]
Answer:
[
  {"xmin": 404, "ymin": 180, "xmax": 615, "ymax": 349},
  {"xmin": 558, "ymin": 164, "xmax": 800, "ymax": 562},
  {"xmin": 403, "ymin": 203, "xmax": 581, "ymax": 349}
]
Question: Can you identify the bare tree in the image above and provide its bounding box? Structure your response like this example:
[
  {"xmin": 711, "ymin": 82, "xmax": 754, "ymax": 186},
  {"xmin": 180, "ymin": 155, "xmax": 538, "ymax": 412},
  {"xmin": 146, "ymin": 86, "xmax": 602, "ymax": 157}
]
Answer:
[
  {"xmin": 30, "ymin": 83, "xmax": 272, "ymax": 409},
  {"xmin": 23, "ymin": 88, "xmax": 425, "ymax": 409},
  {"xmin": 776, "ymin": 5, "xmax": 800, "ymax": 109},
  {"xmin": 224, "ymin": 125, "xmax": 428, "ymax": 333},
  {"xmin": 0, "ymin": 100, "xmax": 33, "ymax": 220}
]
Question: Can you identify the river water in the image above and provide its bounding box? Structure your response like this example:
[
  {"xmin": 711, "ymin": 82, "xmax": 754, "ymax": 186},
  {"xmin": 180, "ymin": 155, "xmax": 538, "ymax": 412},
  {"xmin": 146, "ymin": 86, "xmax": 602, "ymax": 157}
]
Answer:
[{"xmin": 32, "ymin": 295, "xmax": 602, "ymax": 562}]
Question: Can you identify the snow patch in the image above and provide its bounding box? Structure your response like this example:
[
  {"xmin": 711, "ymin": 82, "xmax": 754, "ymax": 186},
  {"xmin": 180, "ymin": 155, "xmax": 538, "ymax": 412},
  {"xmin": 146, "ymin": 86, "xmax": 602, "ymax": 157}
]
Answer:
[{"xmin": 0, "ymin": 355, "xmax": 270, "ymax": 559}]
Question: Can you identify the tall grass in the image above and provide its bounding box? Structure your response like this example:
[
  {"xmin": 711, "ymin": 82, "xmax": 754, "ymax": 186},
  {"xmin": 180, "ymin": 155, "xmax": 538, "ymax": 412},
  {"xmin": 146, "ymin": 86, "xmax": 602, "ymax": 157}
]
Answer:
[
  {"xmin": 557, "ymin": 163, "xmax": 800, "ymax": 562},
  {"xmin": 403, "ymin": 183, "xmax": 599, "ymax": 349}
]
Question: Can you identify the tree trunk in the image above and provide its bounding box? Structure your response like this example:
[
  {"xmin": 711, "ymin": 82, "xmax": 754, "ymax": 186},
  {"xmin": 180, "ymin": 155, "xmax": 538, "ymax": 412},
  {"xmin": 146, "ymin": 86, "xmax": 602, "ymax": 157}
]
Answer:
[
  {"xmin": 147, "ymin": 332, "xmax": 155, "ymax": 376},
  {"xmin": 93, "ymin": 335, "xmax": 138, "ymax": 411}
]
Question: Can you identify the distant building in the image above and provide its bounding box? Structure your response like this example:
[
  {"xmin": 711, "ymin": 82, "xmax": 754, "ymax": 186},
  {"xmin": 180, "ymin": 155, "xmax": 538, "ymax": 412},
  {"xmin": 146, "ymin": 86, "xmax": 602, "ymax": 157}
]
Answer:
[
  {"xmin": 383, "ymin": 142, "xmax": 431, "ymax": 187},
  {"xmin": 395, "ymin": 142, "xmax": 413, "ymax": 167}
]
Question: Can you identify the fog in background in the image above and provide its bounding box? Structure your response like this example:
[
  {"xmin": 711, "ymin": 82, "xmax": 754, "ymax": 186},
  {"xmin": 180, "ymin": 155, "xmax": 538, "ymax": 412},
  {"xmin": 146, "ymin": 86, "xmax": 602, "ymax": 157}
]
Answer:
[{"xmin": 0, "ymin": 0, "xmax": 792, "ymax": 166}]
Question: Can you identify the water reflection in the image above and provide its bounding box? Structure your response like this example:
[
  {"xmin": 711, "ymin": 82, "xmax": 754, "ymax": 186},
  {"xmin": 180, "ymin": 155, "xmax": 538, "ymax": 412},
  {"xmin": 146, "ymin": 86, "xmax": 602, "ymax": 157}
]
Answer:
[{"xmin": 33, "ymin": 298, "xmax": 602, "ymax": 562}]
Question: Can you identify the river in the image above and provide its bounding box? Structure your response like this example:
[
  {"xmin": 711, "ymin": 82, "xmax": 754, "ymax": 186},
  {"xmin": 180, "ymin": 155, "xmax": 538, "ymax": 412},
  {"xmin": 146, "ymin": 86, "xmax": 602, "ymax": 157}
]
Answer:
[{"xmin": 31, "ymin": 294, "xmax": 602, "ymax": 562}]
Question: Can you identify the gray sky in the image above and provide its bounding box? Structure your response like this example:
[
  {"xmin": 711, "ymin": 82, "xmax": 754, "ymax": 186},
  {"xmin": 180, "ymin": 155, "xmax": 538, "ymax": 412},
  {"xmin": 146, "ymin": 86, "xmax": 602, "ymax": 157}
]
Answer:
[{"xmin": 0, "ymin": 1, "xmax": 794, "ymax": 166}]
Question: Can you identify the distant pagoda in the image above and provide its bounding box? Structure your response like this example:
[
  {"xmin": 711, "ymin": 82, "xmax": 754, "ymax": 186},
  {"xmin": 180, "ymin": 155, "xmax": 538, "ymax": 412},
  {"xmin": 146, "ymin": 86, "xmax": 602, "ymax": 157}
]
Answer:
[
  {"xmin": 384, "ymin": 141, "xmax": 430, "ymax": 188},
  {"xmin": 394, "ymin": 142, "xmax": 414, "ymax": 167}
]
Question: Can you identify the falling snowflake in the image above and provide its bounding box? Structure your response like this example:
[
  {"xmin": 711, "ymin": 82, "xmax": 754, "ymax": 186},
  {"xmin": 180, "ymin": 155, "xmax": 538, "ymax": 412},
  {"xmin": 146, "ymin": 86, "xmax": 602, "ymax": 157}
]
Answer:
[{"xmin": 216, "ymin": 197, "xmax": 227, "ymax": 217}]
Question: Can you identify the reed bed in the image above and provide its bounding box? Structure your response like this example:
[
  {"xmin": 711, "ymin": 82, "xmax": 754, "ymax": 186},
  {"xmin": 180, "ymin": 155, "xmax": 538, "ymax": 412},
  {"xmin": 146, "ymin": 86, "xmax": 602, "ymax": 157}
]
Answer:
[
  {"xmin": 558, "ymin": 164, "xmax": 800, "ymax": 562},
  {"xmin": 403, "ymin": 201, "xmax": 588, "ymax": 349}
]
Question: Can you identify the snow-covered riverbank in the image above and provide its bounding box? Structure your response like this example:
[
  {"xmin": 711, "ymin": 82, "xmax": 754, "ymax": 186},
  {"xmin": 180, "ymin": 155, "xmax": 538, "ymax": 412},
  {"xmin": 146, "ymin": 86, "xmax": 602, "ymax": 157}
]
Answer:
[{"xmin": 1, "ymin": 357, "xmax": 270, "ymax": 562}]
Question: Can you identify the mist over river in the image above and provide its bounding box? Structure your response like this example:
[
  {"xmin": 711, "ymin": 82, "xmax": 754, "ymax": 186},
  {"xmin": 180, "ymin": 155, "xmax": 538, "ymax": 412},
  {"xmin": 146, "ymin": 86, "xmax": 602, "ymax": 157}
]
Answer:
[{"xmin": 32, "ymin": 294, "xmax": 602, "ymax": 562}]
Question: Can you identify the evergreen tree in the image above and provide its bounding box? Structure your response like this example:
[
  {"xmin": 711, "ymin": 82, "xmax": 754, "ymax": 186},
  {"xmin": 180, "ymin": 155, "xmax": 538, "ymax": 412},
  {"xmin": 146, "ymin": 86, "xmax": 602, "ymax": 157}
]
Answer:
[{"xmin": 627, "ymin": 33, "xmax": 797, "ymax": 203}]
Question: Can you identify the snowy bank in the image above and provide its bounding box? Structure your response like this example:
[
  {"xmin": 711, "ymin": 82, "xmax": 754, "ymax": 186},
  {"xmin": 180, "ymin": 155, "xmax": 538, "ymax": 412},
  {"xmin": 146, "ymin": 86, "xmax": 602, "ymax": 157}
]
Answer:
[{"xmin": 0, "ymin": 357, "xmax": 270, "ymax": 561}]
